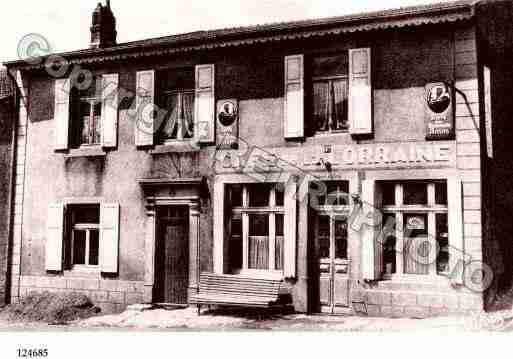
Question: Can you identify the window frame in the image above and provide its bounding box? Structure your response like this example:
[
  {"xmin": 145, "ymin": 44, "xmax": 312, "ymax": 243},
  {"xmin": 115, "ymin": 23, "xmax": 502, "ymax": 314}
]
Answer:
[
  {"xmin": 310, "ymin": 53, "xmax": 350, "ymax": 136},
  {"xmin": 68, "ymin": 204, "xmax": 101, "ymax": 272},
  {"xmin": 230, "ymin": 184, "xmax": 285, "ymax": 275},
  {"xmin": 73, "ymin": 78, "xmax": 103, "ymax": 148},
  {"xmin": 380, "ymin": 181, "xmax": 449, "ymax": 279},
  {"xmin": 157, "ymin": 68, "xmax": 196, "ymax": 144}
]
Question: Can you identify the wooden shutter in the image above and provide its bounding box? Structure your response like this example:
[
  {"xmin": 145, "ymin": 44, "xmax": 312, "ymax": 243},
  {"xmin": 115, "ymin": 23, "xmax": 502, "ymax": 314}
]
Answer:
[
  {"xmin": 284, "ymin": 55, "xmax": 304, "ymax": 139},
  {"xmin": 349, "ymin": 48, "xmax": 373, "ymax": 135},
  {"xmin": 195, "ymin": 64, "xmax": 215, "ymax": 143},
  {"xmin": 46, "ymin": 202, "xmax": 64, "ymax": 271},
  {"xmin": 54, "ymin": 79, "xmax": 70, "ymax": 150},
  {"xmin": 284, "ymin": 178, "xmax": 297, "ymax": 278},
  {"xmin": 135, "ymin": 70, "xmax": 155, "ymax": 147},
  {"xmin": 448, "ymin": 177, "xmax": 464, "ymax": 284},
  {"xmin": 100, "ymin": 202, "xmax": 120, "ymax": 273},
  {"xmin": 361, "ymin": 179, "xmax": 382, "ymax": 280},
  {"xmin": 101, "ymin": 73, "xmax": 119, "ymax": 148}
]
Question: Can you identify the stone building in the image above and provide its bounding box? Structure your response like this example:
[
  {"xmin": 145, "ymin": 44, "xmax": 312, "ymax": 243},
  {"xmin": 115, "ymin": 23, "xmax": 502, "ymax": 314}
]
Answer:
[{"xmin": 3, "ymin": 0, "xmax": 513, "ymax": 316}]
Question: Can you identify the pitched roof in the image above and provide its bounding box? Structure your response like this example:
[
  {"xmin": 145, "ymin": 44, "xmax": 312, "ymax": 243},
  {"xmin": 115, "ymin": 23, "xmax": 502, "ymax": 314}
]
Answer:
[
  {"xmin": 4, "ymin": 0, "xmax": 477, "ymax": 69},
  {"xmin": 0, "ymin": 69, "xmax": 13, "ymax": 99}
]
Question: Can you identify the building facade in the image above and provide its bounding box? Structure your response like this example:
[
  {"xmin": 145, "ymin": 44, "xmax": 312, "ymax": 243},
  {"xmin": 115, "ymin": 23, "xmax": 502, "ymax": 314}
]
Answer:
[{"xmin": 3, "ymin": 0, "xmax": 513, "ymax": 316}]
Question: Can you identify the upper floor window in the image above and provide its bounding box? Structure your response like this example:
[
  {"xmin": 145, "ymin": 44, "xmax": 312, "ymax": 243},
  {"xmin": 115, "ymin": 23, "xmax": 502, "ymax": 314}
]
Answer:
[
  {"xmin": 72, "ymin": 76, "xmax": 102, "ymax": 147},
  {"xmin": 310, "ymin": 54, "xmax": 349, "ymax": 134},
  {"xmin": 157, "ymin": 68, "xmax": 195, "ymax": 143}
]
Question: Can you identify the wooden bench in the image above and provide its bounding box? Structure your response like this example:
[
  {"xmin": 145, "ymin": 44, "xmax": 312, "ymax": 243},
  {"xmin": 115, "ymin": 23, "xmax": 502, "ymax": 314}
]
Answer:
[{"xmin": 189, "ymin": 273, "xmax": 291, "ymax": 314}]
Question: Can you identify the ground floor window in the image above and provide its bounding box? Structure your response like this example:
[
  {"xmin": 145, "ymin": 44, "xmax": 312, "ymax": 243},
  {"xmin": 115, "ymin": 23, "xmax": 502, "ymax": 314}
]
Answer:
[
  {"xmin": 69, "ymin": 204, "xmax": 100, "ymax": 268},
  {"xmin": 227, "ymin": 184, "xmax": 284, "ymax": 273},
  {"xmin": 380, "ymin": 180, "xmax": 449, "ymax": 276}
]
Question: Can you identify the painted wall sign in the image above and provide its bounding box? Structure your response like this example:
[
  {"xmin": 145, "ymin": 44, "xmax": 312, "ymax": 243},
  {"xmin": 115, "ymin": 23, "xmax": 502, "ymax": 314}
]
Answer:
[
  {"xmin": 425, "ymin": 82, "xmax": 455, "ymax": 140},
  {"xmin": 216, "ymin": 99, "xmax": 239, "ymax": 149},
  {"xmin": 214, "ymin": 141, "xmax": 456, "ymax": 174}
]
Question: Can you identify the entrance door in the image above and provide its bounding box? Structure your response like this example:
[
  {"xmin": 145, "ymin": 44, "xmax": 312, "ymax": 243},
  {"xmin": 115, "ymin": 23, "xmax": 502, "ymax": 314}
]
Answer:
[
  {"xmin": 316, "ymin": 212, "xmax": 350, "ymax": 314},
  {"xmin": 154, "ymin": 206, "xmax": 189, "ymax": 304}
]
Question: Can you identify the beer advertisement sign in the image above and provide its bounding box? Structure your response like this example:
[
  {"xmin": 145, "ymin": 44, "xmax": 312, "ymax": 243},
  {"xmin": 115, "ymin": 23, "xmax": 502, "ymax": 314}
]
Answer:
[{"xmin": 425, "ymin": 82, "xmax": 455, "ymax": 140}]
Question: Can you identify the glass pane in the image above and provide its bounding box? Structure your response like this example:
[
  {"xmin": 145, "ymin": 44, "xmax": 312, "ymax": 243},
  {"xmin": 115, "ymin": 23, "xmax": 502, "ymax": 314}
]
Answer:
[
  {"xmin": 382, "ymin": 213, "xmax": 396, "ymax": 274},
  {"xmin": 318, "ymin": 215, "xmax": 330, "ymax": 259},
  {"xmin": 275, "ymin": 214, "xmax": 284, "ymax": 270},
  {"xmin": 229, "ymin": 185, "xmax": 243, "ymax": 207},
  {"xmin": 73, "ymin": 205, "xmax": 100, "ymax": 224},
  {"xmin": 89, "ymin": 230, "xmax": 99, "ymax": 266},
  {"xmin": 403, "ymin": 182, "xmax": 428, "ymax": 205},
  {"xmin": 436, "ymin": 213, "xmax": 449, "ymax": 274},
  {"xmin": 435, "ymin": 182, "xmax": 448, "ymax": 205},
  {"xmin": 92, "ymin": 115, "xmax": 101, "ymax": 144},
  {"xmin": 162, "ymin": 93, "xmax": 179, "ymax": 140},
  {"xmin": 381, "ymin": 182, "xmax": 396, "ymax": 206},
  {"xmin": 312, "ymin": 54, "xmax": 348, "ymax": 77},
  {"xmin": 249, "ymin": 214, "xmax": 269, "ymax": 269},
  {"xmin": 313, "ymin": 81, "xmax": 329, "ymax": 132},
  {"xmin": 310, "ymin": 181, "xmax": 327, "ymax": 207},
  {"xmin": 403, "ymin": 213, "xmax": 429, "ymax": 275},
  {"xmin": 332, "ymin": 79, "xmax": 348, "ymax": 130},
  {"xmin": 325, "ymin": 181, "xmax": 349, "ymax": 206},
  {"xmin": 73, "ymin": 230, "xmax": 86, "ymax": 265},
  {"xmin": 275, "ymin": 185, "xmax": 285, "ymax": 207},
  {"xmin": 182, "ymin": 92, "xmax": 195, "ymax": 138},
  {"xmin": 334, "ymin": 218, "xmax": 348, "ymax": 259},
  {"xmin": 229, "ymin": 214, "xmax": 243, "ymax": 272},
  {"xmin": 248, "ymin": 184, "xmax": 270, "ymax": 207}
]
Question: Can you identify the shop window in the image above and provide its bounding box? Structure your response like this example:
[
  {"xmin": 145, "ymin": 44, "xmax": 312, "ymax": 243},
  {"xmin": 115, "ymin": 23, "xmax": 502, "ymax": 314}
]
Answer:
[
  {"xmin": 310, "ymin": 54, "xmax": 349, "ymax": 134},
  {"xmin": 227, "ymin": 184, "xmax": 284, "ymax": 273},
  {"xmin": 157, "ymin": 68, "xmax": 195, "ymax": 143},
  {"xmin": 69, "ymin": 204, "xmax": 100, "ymax": 268},
  {"xmin": 313, "ymin": 180, "xmax": 349, "ymax": 207},
  {"xmin": 380, "ymin": 181, "xmax": 448, "ymax": 277},
  {"xmin": 72, "ymin": 76, "xmax": 102, "ymax": 147}
]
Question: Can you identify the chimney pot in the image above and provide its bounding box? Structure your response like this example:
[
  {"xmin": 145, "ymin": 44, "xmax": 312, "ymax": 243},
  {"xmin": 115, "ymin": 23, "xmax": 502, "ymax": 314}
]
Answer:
[{"xmin": 90, "ymin": 1, "xmax": 117, "ymax": 49}]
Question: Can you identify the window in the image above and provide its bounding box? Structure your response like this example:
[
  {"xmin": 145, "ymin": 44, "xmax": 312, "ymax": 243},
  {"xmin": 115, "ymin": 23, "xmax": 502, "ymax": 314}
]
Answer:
[
  {"xmin": 227, "ymin": 184, "xmax": 284, "ymax": 273},
  {"xmin": 69, "ymin": 204, "xmax": 100, "ymax": 268},
  {"xmin": 310, "ymin": 54, "xmax": 349, "ymax": 134},
  {"xmin": 157, "ymin": 68, "xmax": 195, "ymax": 143},
  {"xmin": 72, "ymin": 76, "xmax": 102, "ymax": 147},
  {"xmin": 380, "ymin": 181, "xmax": 448, "ymax": 276}
]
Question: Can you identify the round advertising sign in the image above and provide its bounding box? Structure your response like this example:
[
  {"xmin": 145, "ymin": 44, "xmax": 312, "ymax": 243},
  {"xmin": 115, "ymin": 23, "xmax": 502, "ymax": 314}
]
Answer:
[
  {"xmin": 218, "ymin": 101, "xmax": 237, "ymax": 127},
  {"xmin": 426, "ymin": 83, "xmax": 451, "ymax": 114}
]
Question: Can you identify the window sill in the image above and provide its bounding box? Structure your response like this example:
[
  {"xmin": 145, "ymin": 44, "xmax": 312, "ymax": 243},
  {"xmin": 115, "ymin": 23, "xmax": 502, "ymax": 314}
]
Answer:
[
  {"xmin": 63, "ymin": 267, "xmax": 101, "ymax": 278},
  {"xmin": 150, "ymin": 142, "xmax": 200, "ymax": 155},
  {"xmin": 64, "ymin": 147, "xmax": 106, "ymax": 158}
]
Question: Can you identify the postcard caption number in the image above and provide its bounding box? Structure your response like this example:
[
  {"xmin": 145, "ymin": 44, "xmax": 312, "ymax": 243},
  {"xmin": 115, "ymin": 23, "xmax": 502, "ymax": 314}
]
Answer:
[{"xmin": 17, "ymin": 349, "xmax": 48, "ymax": 358}]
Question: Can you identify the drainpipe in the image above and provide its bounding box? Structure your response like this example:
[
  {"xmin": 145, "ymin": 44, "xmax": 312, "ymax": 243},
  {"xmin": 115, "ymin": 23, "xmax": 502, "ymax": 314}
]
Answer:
[{"xmin": 5, "ymin": 69, "xmax": 20, "ymax": 304}]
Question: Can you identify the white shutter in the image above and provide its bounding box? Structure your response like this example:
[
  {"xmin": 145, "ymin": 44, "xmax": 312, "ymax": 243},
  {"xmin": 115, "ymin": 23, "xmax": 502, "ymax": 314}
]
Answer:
[
  {"xmin": 448, "ymin": 177, "xmax": 464, "ymax": 284},
  {"xmin": 101, "ymin": 73, "xmax": 119, "ymax": 148},
  {"xmin": 46, "ymin": 202, "xmax": 64, "ymax": 271},
  {"xmin": 349, "ymin": 48, "xmax": 373, "ymax": 135},
  {"xmin": 135, "ymin": 70, "xmax": 155, "ymax": 147},
  {"xmin": 99, "ymin": 202, "xmax": 120, "ymax": 273},
  {"xmin": 284, "ymin": 178, "xmax": 297, "ymax": 278},
  {"xmin": 54, "ymin": 79, "xmax": 70, "ymax": 150},
  {"xmin": 284, "ymin": 55, "xmax": 304, "ymax": 139},
  {"xmin": 195, "ymin": 64, "xmax": 215, "ymax": 143},
  {"xmin": 361, "ymin": 179, "xmax": 382, "ymax": 280}
]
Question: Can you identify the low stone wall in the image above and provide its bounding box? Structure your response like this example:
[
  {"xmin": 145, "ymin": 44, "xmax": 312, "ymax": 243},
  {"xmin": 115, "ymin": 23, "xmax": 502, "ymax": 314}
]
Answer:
[
  {"xmin": 352, "ymin": 280, "xmax": 483, "ymax": 318},
  {"xmin": 15, "ymin": 275, "xmax": 145, "ymax": 314}
]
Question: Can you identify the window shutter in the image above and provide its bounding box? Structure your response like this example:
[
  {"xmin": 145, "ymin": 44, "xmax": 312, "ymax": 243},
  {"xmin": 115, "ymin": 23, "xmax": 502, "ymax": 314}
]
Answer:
[
  {"xmin": 284, "ymin": 178, "xmax": 297, "ymax": 278},
  {"xmin": 99, "ymin": 202, "xmax": 120, "ymax": 273},
  {"xmin": 349, "ymin": 48, "xmax": 373, "ymax": 135},
  {"xmin": 54, "ymin": 79, "xmax": 70, "ymax": 150},
  {"xmin": 361, "ymin": 179, "xmax": 382, "ymax": 280},
  {"xmin": 284, "ymin": 55, "xmax": 304, "ymax": 139},
  {"xmin": 194, "ymin": 64, "xmax": 215, "ymax": 143},
  {"xmin": 135, "ymin": 70, "xmax": 155, "ymax": 147},
  {"xmin": 101, "ymin": 73, "xmax": 119, "ymax": 148},
  {"xmin": 448, "ymin": 177, "xmax": 464, "ymax": 284},
  {"xmin": 46, "ymin": 202, "xmax": 64, "ymax": 271}
]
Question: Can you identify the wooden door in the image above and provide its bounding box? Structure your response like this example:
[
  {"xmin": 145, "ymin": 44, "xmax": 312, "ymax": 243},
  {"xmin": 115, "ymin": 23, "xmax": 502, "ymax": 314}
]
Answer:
[
  {"xmin": 317, "ymin": 212, "xmax": 350, "ymax": 314},
  {"xmin": 155, "ymin": 206, "xmax": 189, "ymax": 304}
]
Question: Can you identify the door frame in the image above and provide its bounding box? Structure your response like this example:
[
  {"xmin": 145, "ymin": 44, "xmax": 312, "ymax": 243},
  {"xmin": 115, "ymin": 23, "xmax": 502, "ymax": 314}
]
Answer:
[{"xmin": 139, "ymin": 177, "xmax": 203, "ymax": 304}]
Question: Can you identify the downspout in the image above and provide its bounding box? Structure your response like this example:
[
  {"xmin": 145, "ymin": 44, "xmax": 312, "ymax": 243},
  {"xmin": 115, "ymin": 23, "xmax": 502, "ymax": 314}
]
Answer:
[{"xmin": 5, "ymin": 69, "xmax": 20, "ymax": 304}]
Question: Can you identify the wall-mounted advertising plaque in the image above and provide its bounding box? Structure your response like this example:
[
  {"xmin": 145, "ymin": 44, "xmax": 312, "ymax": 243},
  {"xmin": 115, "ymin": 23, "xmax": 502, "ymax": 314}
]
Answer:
[
  {"xmin": 425, "ymin": 82, "xmax": 455, "ymax": 140},
  {"xmin": 216, "ymin": 99, "xmax": 239, "ymax": 149}
]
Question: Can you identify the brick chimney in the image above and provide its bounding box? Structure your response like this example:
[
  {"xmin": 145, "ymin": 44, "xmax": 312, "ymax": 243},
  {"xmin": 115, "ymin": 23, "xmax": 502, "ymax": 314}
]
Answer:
[{"xmin": 90, "ymin": 0, "xmax": 117, "ymax": 48}]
